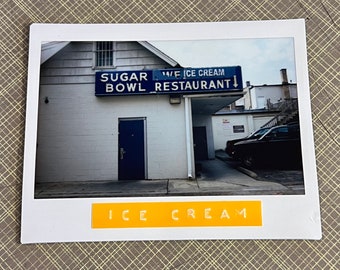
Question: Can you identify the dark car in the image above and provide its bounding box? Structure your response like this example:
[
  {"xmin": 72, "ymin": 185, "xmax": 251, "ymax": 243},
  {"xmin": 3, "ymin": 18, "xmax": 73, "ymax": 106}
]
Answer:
[
  {"xmin": 233, "ymin": 124, "xmax": 302, "ymax": 168},
  {"xmin": 225, "ymin": 127, "xmax": 270, "ymax": 157}
]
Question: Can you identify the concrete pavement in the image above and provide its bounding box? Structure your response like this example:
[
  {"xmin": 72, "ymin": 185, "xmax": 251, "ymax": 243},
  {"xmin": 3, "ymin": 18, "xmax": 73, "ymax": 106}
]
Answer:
[
  {"xmin": 35, "ymin": 155, "xmax": 294, "ymax": 199},
  {"xmin": 169, "ymin": 158, "xmax": 288, "ymax": 196}
]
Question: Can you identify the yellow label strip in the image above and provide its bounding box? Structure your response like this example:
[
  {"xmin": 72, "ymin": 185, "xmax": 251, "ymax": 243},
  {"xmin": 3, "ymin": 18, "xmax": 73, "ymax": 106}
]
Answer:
[{"xmin": 92, "ymin": 201, "xmax": 262, "ymax": 228}]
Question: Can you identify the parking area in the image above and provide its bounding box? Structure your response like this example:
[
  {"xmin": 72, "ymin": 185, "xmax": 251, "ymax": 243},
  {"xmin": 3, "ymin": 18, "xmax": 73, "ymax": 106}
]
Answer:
[
  {"xmin": 252, "ymin": 168, "xmax": 304, "ymax": 188},
  {"xmin": 215, "ymin": 150, "xmax": 304, "ymax": 192}
]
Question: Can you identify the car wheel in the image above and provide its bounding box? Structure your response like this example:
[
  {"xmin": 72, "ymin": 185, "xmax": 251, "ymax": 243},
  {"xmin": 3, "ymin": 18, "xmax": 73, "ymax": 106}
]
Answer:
[{"xmin": 242, "ymin": 154, "xmax": 256, "ymax": 168}]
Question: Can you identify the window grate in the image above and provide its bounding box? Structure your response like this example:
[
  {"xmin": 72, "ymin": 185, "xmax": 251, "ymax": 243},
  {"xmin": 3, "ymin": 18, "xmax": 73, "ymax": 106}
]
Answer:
[{"xmin": 95, "ymin": 42, "xmax": 115, "ymax": 68}]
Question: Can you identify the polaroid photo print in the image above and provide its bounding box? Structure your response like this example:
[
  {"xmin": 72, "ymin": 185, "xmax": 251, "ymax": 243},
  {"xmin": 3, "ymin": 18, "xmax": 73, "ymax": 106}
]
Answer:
[{"xmin": 21, "ymin": 20, "xmax": 321, "ymax": 243}]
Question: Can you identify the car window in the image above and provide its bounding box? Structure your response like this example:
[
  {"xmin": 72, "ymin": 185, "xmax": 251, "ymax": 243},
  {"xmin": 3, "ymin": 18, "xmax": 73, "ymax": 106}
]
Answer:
[
  {"xmin": 262, "ymin": 125, "xmax": 300, "ymax": 140},
  {"xmin": 264, "ymin": 127, "xmax": 289, "ymax": 139},
  {"xmin": 276, "ymin": 127, "xmax": 289, "ymax": 138},
  {"xmin": 288, "ymin": 125, "xmax": 300, "ymax": 138}
]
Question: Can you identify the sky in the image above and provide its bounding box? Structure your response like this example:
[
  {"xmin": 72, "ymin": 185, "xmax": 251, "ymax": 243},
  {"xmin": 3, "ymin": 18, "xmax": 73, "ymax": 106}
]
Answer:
[{"xmin": 150, "ymin": 38, "xmax": 296, "ymax": 86}]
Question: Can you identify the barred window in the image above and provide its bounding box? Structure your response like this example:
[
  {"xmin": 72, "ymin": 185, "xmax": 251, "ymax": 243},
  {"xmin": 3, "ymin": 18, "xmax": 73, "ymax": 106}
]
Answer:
[{"xmin": 94, "ymin": 42, "xmax": 115, "ymax": 68}]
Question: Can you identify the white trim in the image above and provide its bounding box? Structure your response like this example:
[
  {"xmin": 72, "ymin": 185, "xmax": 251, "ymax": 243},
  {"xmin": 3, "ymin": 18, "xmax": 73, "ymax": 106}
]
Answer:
[
  {"xmin": 138, "ymin": 41, "xmax": 179, "ymax": 67},
  {"xmin": 41, "ymin": 41, "xmax": 70, "ymax": 64},
  {"xmin": 184, "ymin": 97, "xmax": 194, "ymax": 179},
  {"xmin": 183, "ymin": 91, "xmax": 246, "ymax": 99}
]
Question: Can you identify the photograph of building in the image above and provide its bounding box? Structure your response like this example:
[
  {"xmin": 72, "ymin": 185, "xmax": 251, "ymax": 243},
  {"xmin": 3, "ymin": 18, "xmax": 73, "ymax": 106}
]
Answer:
[{"xmin": 35, "ymin": 39, "xmax": 304, "ymax": 198}]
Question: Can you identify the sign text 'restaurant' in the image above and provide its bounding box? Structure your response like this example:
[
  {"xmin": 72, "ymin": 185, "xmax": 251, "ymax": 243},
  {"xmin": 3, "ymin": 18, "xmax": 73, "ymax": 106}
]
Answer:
[{"xmin": 95, "ymin": 66, "xmax": 243, "ymax": 96}]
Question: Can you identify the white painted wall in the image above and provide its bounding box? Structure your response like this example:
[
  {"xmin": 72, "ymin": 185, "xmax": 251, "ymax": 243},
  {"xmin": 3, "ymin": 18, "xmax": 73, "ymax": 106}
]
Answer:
[
  {"xmin": 288, "ymin": 85, "xmax": 297, "ymax": 98},
  {"xmin": 248, "ymin": 84, "xmax": 297, "ymax": 109},
  {"xmin": 212, "ymin": 115, "xmax": 250, "ymax": 150},
  {"xmin": 212, "ymin": 114, "xmax": 276, "ymax": 150},
  {"xmin": 36, "ymin": 41, "xmax": 188, "ymax": 182},
  {"xmin": 40, "ymin": 41, "xmax": 171, "ymax": 85},
  {"xmin": 36, "ymin": 86, "xmax": 187, "ymax": 182},
  {"xmin": 252, "ymin": 116, "xmax": 274, "ymax": 129},
  {"xmin": 252, "ymin": 86, "xmax": 283, "ymax": 109}
]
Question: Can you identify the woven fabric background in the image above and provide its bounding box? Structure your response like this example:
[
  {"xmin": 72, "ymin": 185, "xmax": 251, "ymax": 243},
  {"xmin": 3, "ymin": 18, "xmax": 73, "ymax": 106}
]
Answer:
[{"xmin": 0, "ymin": 0, "xmax": 339, "ymax": 269}]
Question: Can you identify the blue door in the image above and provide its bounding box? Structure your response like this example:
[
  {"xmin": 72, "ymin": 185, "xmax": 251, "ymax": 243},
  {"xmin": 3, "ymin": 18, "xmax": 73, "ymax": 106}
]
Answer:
[{"xmin": 118, "ymin": 118, "xmax": 146, "ymax": 180}]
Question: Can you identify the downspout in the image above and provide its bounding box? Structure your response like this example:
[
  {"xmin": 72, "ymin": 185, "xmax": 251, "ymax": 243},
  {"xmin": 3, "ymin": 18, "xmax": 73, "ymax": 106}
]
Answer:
[{"xmin": 184, "ymin": 97, "xmax": 194, "ymax": 179}]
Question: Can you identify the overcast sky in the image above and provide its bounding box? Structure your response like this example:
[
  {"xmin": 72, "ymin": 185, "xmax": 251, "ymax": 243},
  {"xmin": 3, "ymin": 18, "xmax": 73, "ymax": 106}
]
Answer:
[{"xmin": 150, "ymin": 38, "xmax": 296, "ymax": 86}]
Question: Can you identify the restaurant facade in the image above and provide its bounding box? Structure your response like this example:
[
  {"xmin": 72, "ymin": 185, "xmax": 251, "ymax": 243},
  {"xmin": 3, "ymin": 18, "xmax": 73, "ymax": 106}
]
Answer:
[{"xmin": 35, "ymin": 41, "xmax": 243, "ymax": 183}]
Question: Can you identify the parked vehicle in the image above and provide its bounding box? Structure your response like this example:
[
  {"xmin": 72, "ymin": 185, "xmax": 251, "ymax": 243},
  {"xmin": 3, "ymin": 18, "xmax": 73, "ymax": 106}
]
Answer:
[
  {"xmin": 225, "ymin": 127, "xmax": 270, "ymax": 157},
  {"xmin": 233, "ymin": 124, "xmax": 302, "ymax": 168}
]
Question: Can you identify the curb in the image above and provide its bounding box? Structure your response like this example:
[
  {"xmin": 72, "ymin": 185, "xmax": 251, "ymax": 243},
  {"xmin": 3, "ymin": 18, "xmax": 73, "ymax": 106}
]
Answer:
[{"xmin": 237, "ymin": 166, "xmax": 258, "ymax": 178}]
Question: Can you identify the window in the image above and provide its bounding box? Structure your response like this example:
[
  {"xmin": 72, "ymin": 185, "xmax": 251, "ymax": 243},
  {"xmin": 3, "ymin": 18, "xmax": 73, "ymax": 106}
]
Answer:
[
  {"xmin": 94, "ymin": 42, "xmax": 115, "ymax": 68},
  {"xmin": 267, "ymin": 127, "xmax": 289, "ymax": 139},
  {"xmin": 276, "ymin": 127, "xmax": 289, "ymax": 138}
]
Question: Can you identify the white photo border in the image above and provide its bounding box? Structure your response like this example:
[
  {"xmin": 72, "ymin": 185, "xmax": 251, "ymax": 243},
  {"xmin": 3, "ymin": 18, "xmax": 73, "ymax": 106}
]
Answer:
[{"xmin": 21, "ymin": 20, "xmax": 321, "ymax": 243}]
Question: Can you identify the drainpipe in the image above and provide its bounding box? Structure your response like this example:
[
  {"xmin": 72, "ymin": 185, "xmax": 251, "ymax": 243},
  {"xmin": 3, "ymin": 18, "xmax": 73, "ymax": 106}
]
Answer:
[{"xmin": 184, "ymin": 97, "xmax": 194, "ymax": 179}]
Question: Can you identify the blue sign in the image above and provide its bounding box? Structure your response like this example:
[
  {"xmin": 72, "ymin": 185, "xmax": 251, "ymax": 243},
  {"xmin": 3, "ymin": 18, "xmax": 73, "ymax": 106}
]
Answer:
[{"xmin": 95, "ymin": 66, "xmax": 243, "ymax": 96}]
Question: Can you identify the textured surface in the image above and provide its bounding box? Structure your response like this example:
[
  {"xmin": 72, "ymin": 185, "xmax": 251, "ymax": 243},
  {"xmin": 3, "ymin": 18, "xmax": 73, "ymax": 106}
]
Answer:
[{"xmin": 0, "ymin": 0, "xmax": 339, "ymax": 269}]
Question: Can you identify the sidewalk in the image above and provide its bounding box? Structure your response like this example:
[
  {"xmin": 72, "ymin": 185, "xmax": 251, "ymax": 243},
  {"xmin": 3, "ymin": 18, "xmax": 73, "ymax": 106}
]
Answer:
[{"xmin": 35, "ymin": 155, "xmax": 292, "ymax": 199}]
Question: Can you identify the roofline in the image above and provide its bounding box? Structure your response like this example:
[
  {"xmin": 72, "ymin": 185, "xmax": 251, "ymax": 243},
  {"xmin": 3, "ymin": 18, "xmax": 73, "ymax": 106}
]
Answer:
[
  {"xmin": 214, "ymin": 109, "xmax": 280, "ymax": 116},
  {"xmin": 41, "ymin": 41, "xmax": 181, "ymax": 67},
  {"xmin": 250, "ymin": 83, "xmax": 297, "ymax": 88},
  {"xmin": 138, "ymin": 41, "xmax": 180, "ymax": 67},
  {"xmin": 41, "ymin": 42, "xmax": 70, "ymax": 64}
]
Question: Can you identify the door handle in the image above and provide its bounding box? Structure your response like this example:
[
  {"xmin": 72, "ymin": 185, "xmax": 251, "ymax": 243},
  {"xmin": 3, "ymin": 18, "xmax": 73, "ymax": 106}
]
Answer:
[{"xmin": 120, "ymin": 147, "xmax": 126, "ymax": 160}]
